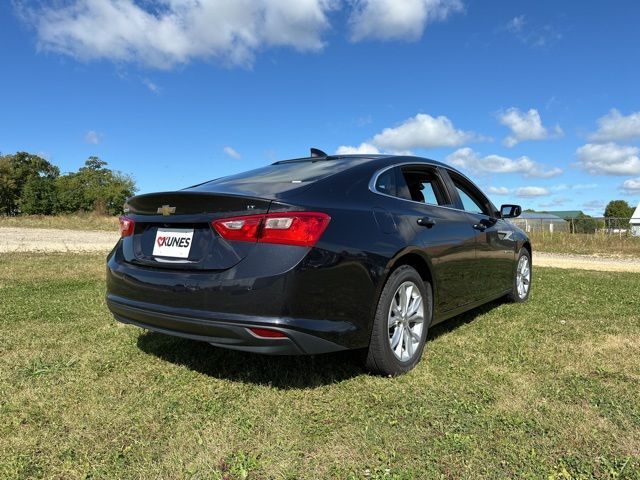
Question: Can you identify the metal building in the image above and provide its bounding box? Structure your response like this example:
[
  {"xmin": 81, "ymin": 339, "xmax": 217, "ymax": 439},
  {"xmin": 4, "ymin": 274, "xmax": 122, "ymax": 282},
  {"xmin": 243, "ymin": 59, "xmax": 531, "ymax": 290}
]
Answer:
[
  {"xmin": 631, "ymin": 203, "xmax": 640, "ymax": 237},
  {"xmin": 510, "ymin": 212, "xmax": 569, "ymax": 233}
]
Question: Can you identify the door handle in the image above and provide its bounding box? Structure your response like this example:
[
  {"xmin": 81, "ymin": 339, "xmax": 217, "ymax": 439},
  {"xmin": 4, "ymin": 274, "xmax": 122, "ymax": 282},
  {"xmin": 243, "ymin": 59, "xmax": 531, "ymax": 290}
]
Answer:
[
  {"xmin": 473, "ymin": 222, "xmax": 487, "ymax": 231},
  {"xmin": 473, "ymin": 218, "xmax": 496, "ymax": 231},
  {"xmin": 417, "ymin": 217, "xmax": 436, "ymax": 228}
]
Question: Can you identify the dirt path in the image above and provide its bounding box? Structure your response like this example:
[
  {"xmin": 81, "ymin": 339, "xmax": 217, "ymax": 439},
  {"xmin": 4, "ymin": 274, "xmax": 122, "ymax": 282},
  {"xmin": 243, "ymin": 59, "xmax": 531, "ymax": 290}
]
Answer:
[
  {"xmin": 1, "ymin": 227, "xmax": 639, "ymax": 273},
  {"xmin": 532, "ymin": 252, "xmax": 640, "ymax": 273},
  {"xmin": 0, "ymin": 227, "xmax": 118, "ymax": 253}
]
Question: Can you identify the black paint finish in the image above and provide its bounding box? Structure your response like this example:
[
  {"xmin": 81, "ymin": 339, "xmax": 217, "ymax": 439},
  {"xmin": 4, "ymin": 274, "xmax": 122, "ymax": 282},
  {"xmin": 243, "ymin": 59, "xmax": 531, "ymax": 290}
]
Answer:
[{"xmin": 107, "ymin": 154, "xmax": 530, "ymax": 354}]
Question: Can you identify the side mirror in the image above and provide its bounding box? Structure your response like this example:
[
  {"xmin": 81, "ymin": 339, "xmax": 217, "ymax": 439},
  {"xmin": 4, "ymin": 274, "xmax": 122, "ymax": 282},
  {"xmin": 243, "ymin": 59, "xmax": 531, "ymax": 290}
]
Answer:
[{"xmin": 500, "ymin": 204, "xmax": 522, "ymax": 218}]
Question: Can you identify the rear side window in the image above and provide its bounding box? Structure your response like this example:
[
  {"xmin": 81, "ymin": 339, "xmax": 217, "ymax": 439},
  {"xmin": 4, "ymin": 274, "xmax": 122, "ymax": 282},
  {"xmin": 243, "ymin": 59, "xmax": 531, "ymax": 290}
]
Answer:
[
  {"xmin": 373, "ymin": 165, "xmax": 450, "ymax": 206},
  {"xmin": 398, "ymin": 167, "xmax": 449, "ymax": 206},
  {"xmin": 374, "ymin": 168, "xmax": 397, "ymax": 196}
]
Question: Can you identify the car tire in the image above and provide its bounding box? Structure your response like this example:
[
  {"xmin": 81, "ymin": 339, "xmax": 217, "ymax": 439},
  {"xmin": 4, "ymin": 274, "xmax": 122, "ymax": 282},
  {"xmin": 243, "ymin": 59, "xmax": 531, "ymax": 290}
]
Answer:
[
  {"xmin": 508, "ymin": 248, "xmax": 532, "ymax": 303},
  {"xmin": 365, "ymin": 265, "xmax": 432, "ymax": 376}
]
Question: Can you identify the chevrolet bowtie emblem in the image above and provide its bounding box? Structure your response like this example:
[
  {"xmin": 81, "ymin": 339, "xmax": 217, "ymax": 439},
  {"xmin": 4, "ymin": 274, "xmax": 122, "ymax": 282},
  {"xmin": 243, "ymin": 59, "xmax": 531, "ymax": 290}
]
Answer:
[{"xmin": 157, "ymin": 205, "xmax": 176, "ymax": 216}]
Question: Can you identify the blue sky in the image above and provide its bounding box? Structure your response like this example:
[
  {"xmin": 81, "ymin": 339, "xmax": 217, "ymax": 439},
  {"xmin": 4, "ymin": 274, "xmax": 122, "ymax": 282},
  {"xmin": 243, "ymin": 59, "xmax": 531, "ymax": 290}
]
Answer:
[{"xmin": 1, "ymin": 0, "xmax": 640, "ymax": 215}]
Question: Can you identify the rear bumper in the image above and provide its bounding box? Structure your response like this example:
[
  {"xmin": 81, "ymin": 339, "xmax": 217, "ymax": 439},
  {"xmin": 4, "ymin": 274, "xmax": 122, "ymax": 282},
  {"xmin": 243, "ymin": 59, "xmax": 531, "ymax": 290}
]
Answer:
[
  {"xmin": 107, "ymin": 295, "xmax": 348, "ymax": 355},
  {"xmin": 107, "ymin": 242, "xmax": 377, "ymax": 353}
]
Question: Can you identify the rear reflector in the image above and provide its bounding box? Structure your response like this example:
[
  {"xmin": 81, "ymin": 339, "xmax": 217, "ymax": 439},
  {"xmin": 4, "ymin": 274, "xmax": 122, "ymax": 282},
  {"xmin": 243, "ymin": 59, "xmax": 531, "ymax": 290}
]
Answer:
[
  {"xmin": 119, "ymin": 216, "xmax": 135, "ymax": 238},
  {"xmin": 212, "ymin": 212, "xmax": 330, "ymax": 247},
  {"xmin": 248, "ymin": 327, "xmax": 287, "ymax": 338}
]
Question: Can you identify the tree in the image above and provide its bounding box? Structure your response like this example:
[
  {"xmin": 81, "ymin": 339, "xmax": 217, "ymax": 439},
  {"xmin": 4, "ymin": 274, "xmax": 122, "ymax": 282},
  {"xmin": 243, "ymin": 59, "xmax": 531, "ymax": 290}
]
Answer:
[
  {"xmin": 55, "ymin": 173, "xmax": 88, "ymax": 213},
  {"xmin": 0, "ymin": 152, "xmax": 136, "ymax": 216},
  {"xmin": 604, "ymin": 200, "xmax": 634, "ymax": 230},
  {"xmin": 20, "ymin": 176, "xmax": 57, "ymax": 215},
  {"xmin": 55, "ymin": 157, "xmax": 136, "ymax": 215},
  {"xmin": 0, "ymin": 156, "xmax": 16, "ymax": 215},
  {"xmin": 0, "ymin": 152, "xmax": 59, "ymax": 215},
  {"xmin": 571, "ymin": 213, "xmax": 598, "ymax": 234}
]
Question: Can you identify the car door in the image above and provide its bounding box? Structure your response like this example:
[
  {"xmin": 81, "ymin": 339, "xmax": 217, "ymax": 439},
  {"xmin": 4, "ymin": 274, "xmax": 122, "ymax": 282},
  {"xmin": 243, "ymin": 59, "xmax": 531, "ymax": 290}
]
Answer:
[
  {"xmin": 444, "ymin": 170, "xmax": 517, "ymax": 299},
  {"xmin": 381, "ymin": 165, "xmax": 479, "ymax": 313}
]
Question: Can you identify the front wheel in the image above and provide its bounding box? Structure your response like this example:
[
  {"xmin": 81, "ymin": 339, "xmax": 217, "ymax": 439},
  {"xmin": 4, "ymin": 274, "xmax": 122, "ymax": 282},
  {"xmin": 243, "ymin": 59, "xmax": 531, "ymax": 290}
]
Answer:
[
  {"xmin": 365, "ymin": 265, "xmax": 432, "ymax": 376},
  {"xmin": 508, "ymin": 249, "xmax": 532, "ymax": 302}
]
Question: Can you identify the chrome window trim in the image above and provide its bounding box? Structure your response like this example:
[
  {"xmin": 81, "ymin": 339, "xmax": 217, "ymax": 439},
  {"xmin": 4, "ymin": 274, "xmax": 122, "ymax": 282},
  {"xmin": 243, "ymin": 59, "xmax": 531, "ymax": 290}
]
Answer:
[{"xmin": 368, "ymin": 162, "xmax": 497, "ymax": 219}]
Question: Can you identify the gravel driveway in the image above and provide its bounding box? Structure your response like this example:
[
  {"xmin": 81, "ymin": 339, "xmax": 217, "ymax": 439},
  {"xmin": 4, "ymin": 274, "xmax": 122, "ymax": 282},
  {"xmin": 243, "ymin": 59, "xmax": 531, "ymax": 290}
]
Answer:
[
  {"xmin": 0, "ymin": 227, "xmax": 118, "ymax": 253},
  {"xmin": 1, "ymin": 227, "xmax": 639, "ymax": 273}
]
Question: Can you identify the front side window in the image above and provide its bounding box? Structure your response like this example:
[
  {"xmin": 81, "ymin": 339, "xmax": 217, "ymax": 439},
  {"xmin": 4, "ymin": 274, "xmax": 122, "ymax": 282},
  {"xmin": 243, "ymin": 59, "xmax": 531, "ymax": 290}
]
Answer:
[{"xmin": 449, "ymin": 173, "xmax": 492, "ymax": 216}]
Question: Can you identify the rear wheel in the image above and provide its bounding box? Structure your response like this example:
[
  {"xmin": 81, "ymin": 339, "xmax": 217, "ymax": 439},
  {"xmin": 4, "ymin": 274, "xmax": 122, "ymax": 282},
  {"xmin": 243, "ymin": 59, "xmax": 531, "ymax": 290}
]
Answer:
[
  {"xmin": 508, "ymin": 249, "xmax": 531, "ymax": 302},
  {"xmin": 365, "ymin": 265, "xmax": 432, "ymax": 376}
]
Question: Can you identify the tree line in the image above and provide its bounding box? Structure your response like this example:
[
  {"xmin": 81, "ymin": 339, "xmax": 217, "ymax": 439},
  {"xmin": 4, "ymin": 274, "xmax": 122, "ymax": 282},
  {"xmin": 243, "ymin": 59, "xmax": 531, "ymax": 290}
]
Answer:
[{"xmin": 0, "ymin": 152, "xmax": 136, "ymax": 216}]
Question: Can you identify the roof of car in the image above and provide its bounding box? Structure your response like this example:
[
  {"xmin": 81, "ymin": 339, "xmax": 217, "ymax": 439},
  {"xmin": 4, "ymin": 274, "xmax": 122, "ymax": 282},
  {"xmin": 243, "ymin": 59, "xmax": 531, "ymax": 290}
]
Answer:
[{"xmin": 272, "ymin": 153, "xmax": 450, "ymax": 170}]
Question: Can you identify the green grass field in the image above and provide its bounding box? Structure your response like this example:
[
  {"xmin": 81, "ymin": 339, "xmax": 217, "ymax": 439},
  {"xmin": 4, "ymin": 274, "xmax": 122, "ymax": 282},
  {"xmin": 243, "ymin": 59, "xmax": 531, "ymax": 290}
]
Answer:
[
  {"xmin": 528, "ymin": 231, "xmax": 640, "ymax": 257},
  {"xmin": 1, "ymin": 254, "xmax": 639, "ymax": 479}
]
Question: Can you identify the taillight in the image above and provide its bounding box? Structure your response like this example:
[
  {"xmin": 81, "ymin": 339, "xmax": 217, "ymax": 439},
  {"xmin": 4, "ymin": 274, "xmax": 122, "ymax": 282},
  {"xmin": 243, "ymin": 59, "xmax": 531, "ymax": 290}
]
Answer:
[
  {"xmin": 211, "ymin": 215, "xmax": 262, "ymax": 242},
  {"xmin": 119, "ymin": 216, "xmax": 135, "ymax": 238},
  {"xmin": 212, "ymin": 212, "xmax": 330, "ymax": 247}
]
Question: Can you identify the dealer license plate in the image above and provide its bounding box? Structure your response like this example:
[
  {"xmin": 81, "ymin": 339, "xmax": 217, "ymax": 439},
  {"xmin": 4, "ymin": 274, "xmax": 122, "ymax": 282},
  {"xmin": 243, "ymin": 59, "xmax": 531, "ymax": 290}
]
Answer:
[{"xmin": 152, "ymin": 228, "xmax": 194, "ymax": 258}]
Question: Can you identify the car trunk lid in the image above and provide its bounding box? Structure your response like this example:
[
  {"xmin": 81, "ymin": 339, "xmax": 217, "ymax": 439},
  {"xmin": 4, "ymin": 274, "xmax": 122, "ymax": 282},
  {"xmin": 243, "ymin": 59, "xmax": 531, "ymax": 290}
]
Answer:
[{"xmin": 122, "ymin": 191, "xmax": 271, "ymax": 270}]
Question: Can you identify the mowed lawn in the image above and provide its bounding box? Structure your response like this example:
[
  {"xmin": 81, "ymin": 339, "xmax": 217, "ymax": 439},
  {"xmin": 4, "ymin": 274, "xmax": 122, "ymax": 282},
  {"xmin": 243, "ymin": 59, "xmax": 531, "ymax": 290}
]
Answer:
[{"xmin": 1, "ymin": 254, "xmax": 639, "ymax": 479}]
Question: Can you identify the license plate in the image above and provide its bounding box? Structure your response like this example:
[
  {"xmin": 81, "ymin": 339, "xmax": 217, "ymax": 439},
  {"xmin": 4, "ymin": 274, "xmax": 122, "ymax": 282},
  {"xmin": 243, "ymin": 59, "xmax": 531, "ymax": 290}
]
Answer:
[{"xmin": 153, "ymin": 228, "xmax": 194, "ymax": 258}]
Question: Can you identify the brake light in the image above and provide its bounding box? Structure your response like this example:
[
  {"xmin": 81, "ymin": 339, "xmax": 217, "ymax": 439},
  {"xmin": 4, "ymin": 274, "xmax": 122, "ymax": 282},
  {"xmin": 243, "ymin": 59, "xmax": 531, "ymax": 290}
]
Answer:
[
  {"xmin": 212, "ymin": 212, "xmax": 330, "ymax": 247},
  {"xmin": 119, "ymin": 216, "xmax": 135, "ymax": 238},
  {"xmin": 248, "ymin": 327, "xmax": 287, "ymax": 339},
  {"xmin": 212, "ymin": 215, "xmax": 262, "ymax": 242}
]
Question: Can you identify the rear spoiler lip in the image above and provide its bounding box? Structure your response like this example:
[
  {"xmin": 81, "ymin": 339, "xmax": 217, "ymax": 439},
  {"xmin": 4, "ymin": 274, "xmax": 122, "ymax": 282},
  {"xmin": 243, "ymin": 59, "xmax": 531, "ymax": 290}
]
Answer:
[{"xmin": 123, "ymin": 190, "xmax": 273, "ymax": 217}]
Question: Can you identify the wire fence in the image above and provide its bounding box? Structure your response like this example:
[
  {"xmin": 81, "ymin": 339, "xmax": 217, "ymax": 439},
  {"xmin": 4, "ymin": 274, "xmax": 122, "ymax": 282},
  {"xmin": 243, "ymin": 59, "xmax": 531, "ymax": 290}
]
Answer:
[{"xmin": 510, "ymin": 217, "xmax": 640, "ymax": 237}]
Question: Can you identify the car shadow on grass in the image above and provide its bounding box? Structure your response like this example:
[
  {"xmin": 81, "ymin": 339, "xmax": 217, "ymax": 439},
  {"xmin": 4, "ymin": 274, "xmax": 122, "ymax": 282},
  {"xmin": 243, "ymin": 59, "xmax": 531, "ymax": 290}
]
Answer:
[
  {"xmin": 136, "ymin": 299, "xmax": 504, "ymax": 389},
  {"xmin": 427, "ymin": 299, "xmax": 504, "ymax": 341},
  {"xmin": 136, "ymin": 331, "xmax": 366, "ymax": 389}
]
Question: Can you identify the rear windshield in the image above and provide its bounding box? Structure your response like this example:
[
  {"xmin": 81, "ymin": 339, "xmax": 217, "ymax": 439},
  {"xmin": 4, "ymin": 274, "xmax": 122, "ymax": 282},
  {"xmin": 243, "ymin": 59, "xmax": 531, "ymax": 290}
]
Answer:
[{"xmin": 189, "ymin": 158, "xmax": 369, "ymax": 195}]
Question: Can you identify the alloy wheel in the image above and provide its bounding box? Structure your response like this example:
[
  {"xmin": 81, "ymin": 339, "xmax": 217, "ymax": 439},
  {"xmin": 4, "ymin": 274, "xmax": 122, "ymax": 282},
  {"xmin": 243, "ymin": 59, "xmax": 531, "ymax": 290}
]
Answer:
[
  {"xmin": 388, "ymin": 281, "xmax": 425, "ymax": 361},
  {"xmin": 516, "ymin": 255, "xmax": 531, "ymax": 299}
]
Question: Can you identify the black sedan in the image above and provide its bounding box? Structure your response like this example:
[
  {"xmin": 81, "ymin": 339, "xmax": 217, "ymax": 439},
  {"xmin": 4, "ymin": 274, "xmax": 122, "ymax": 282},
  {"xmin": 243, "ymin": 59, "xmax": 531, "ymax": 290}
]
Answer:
[{"xmin": 107, "ymin": 149, "xmax": 531, "ymax": 375}]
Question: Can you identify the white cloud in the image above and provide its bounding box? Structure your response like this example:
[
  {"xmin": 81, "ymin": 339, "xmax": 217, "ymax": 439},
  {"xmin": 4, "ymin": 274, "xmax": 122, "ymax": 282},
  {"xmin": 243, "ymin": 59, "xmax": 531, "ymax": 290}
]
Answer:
[
  {"xmin": 23, "ymin": 0, "xmax": 337, "ymax": 69},
  {"xmin": 223, "ymin": 146, "xmax": 241, "ymax": 159},
  {"xmin": 446, "ymin": 147, "xmax": 562, "ymax": 178},
  {"xmin": 349, "ymin": 0, "xmax": 464, "ymax": 42},
  {"xmin": 489, "ymin": 184, "xmax": 597, "ymax": 200},
  {"xmin": 337, "ymin": 113, "xmax": 476, "ymax": 155},
  {"xmin": 588, "ymin": 109, "xmax": 640, "ymax": 142},
  {"xmin": 583, "ymin": 199, "xmax": 605, "ymax": 212},
  {"xmin": 515, "ymin": 186, "xmax": 550, "ymax": 198},
  {"xmin": 372, "ymin": 113, "xmax": 476, "ymax": 151},
  {"xmin": 498, "ymin": 107, "xmax": 563, "ymax": 147},
  {"xmin": 622, "ymin": 178, "xmax": 640, "ymax": 194},
  {"xmin": 21, "ymin": 0, "xmax": 467, "ymax": 68},
  {"xmin": 550, "ymin": 183, "xmax": 598, "ymax": 192},
  {"xmin": 502, "ymin": 15, "xmax": 562, "ymax": 48},
  {"xmin": 142, "ymin": 78, "xmax": 160, "ymax": 94},
  {"xmin": 335, "ymin": 143, "xmax": 381, "ymax": 155},
  {"xmin": 486, "ymin": 186, "xmax": 510, "ymax": 195},
  {"xmin": 539, "ymin": 197, "xmax": 569, "ymax": 208},
  {"xmin": 483, "ymin": 185, "xmax": 552, "ymax": 198},
  {"xmin": 84, "ymin": 130, "xmax": 101, "ymax": 144},
  {"xmin": 576, "ymin": 143, "xmax": 640, "ymax": 175},
  {"xmin": 354, "ymin": 115, "xmax": 373, "ymax": 127},
  {"xmin": 505, "ymin": 15, "xmax": 525, "ymax": 34}
]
